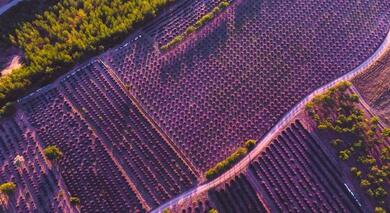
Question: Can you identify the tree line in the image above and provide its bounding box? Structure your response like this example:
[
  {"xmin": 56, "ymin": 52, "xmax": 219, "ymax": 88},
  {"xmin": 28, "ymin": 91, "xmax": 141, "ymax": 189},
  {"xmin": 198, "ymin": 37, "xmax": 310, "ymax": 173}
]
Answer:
[{"xmin": 0, "ymin": 0, "xmax": 175, "ymax": 117}]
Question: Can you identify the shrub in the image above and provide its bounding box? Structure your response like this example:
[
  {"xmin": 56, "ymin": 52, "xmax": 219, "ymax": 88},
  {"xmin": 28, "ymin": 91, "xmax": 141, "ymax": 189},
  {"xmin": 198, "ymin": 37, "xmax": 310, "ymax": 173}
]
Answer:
[
  {"xmin": 339, "ymin": 149, "xmax": 351, "ymax": 160},
  {"xmin": 218, "ymin": 1, "xmax": 230, "ymax": 9},
  {"xmin": 70, "ymin": 196, "xmax": 80, "ymax": 206},
  {"xmin": 350, "ymin": 167, "xmax": 361, "ymax": 177},
  {"xmin": 0, "ymin": 182, "xmax": 16, "ymax": 195},
  {"xmin": 352, "ymin": 140, "xmax": 364, "ymax": 149},
  {"xmin": 161, "ymin": 1, "xmax": 229, "ymax": 51},
  {"xmin": 44, "ymin": 145, "xmax": 63, "ymax": 161},
  {"xmin": 348, "ymin": 94, "xmax": 359, "ymax": 103},
  {"xmin": 382, "ymin": 128, "xmax": 390, "ymax": 137},
  {"xmin": 185, "ymin": 26, "xmax": 197, "ymax": 35},
  {"xmin": 360, "ymin": 179, "xmax": 371, "ymax": 188},
  {"xmin": 367, "ymin": 130, "xmax": 375, "ymax": 137},
  {"xmin": 205, "ymin": 147, "xmax": 247, "ymax": 180},
  {"xmin": 330, "ymin": 138, "xmax": 343, "ymax": 147},
  {"xmin": 321, "ymin": 94, "xmax": 335, "ymax": 106},
  {"xmin": 208, "ymin": 209, "xmax": 219, "ymax": 213},
  {"xmin": 0, "ymin": 102, "xmax": 16, "ymax": 119},
  {"xmin": 370, "ymin": 116, "xmax": 380, "ymax": 125},
  {"xmin": 380, "ymin": 147, "xmax": 390, "ymax": 161},
  {"xmin": 318, "ymin": 123, "xmax": 329, "ymax": 130},
  {"xmin": 371, "ymin": 166, "xmax": 388, "ymax": 178},
  {"xmin": 373, "ymin": 187, "xmax": 387, "ymax": 199},
  {"xmin": 305, "ymin": 102, "xmax": 314, "ymax": 110},
  {"xmin": 335, "ymin": 81, "xmax": 352, "ymax": 92},
  {"xmin": 357, "ymin": 155, "xmax": 376, "ymax": 165},
  {"xmin": 244, "ymin": 139, "xmax": 256, "ymax": 151},
  {"xmin": 211, "ymin": 7, "xmax": 221, "ymax": 14},
  {"xmin": 374, "ymin": 207, "xmax": 386, "ymax": 213}
]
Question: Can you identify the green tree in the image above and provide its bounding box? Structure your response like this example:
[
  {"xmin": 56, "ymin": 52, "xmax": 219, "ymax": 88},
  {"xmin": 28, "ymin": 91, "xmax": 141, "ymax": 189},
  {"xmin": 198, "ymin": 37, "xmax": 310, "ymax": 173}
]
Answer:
[
  {"xmin": 360, "ymin": 179, "xmax": 371, "ymax": 188},
  {"xmin": 244, "ymin": 139, "xmax": 256, "ymax": 151},
  {"xmin": 339, "ymin": 149, "xmax": 351, "ymax": 160},
  {"xmin": 0, "ymin": 182, "xmax": 16, "ymax": 195},
  {"xmin": 209, "ymin": 209, "xmax": 219, "ymax": 213},
  {"xmin": 374, "ymin": 207, "xmax": 386, "ymax": 213},
  {"xmin": 70, "ymin": 196, "xmax": 80, "ymax": 206},
  {"xmin": 44, "ymin": 145, "xmax": 63, "ymax": 161},
  {"xmin": 382, "ymin": 128, "xmax": 390, "ymax": 137},
  {"xmin": 373, "ymin": 187, "xmax": 387, "ymax": 199}
]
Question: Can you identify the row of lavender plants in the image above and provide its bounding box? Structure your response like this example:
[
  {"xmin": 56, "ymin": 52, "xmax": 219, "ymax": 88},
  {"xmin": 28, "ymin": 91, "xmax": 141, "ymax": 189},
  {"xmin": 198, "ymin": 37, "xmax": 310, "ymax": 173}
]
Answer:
[
  {"xmin": 0, "ymin": 118, "xmax": 74, "ymax": 212},
  {"xmin": 104, "ymin": 0, "xmax": 390, "ymax": 172},
  {"xmin": 16, "ymin": 61, "xmax": 198, "ymax": 211},
  {"xmin": 247, "ymin": 121, "xmax": 365, "ymax": 212}
]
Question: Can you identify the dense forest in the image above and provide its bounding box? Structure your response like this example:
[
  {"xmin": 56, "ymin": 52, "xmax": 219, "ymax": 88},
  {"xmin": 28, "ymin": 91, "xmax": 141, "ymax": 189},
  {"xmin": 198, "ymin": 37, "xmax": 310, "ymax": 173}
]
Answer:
[
  {"xmin": 0, "ymin": 0, "xmax": 175, "ymax": 116},
  {"xmin": 0, "ymin": 0, "xmax": 59, "ymax": 47}
]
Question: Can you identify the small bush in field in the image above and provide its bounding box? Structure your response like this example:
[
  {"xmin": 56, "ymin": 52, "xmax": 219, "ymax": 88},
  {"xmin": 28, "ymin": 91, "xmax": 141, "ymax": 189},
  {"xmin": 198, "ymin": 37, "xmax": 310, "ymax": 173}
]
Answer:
[
  {"xmin": 70, "ymin": 196, "xmax": 80, "ymax": 206},
  {"xmin": 0, "ymin": 182, "xmax": 16, "ymax": 195},
  {"xmin": 44, "ymin": 145, "xmax": 63, "ymax": 161}
]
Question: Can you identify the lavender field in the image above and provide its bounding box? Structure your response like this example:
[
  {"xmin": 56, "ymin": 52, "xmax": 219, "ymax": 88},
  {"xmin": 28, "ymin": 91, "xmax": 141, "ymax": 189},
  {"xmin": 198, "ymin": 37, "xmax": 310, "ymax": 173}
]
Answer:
[
  {"xmin": 0, "ymin": 0, "xmax": 389, "ymax": 212},
  {"xmin": 104, "ymin": 0, "xmax": 390, "ymax": 171}
]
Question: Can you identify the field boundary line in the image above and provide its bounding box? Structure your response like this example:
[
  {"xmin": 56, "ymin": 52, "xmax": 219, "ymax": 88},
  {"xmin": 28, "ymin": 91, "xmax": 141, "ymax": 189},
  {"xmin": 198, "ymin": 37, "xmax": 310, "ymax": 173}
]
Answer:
[
  {"xmin": 98, "ymin": 59, "xmax": 202, "ymax": 179},
  {"xmin": 152, "ymin": 28, "xmax": 390, "ymax": 212}
]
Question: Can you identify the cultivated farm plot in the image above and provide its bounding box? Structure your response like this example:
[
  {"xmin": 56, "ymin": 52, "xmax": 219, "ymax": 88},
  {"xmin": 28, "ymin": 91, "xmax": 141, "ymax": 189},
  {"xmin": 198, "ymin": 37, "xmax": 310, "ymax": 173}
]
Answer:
[
  {"xmin": 246, "ymin": 121, "xmax": 365, "ymax": 212},
  {"xmin": 104, "ymin": 0, "xmax": 390, "ymax": 171},
  {"xmin": 0, "ymin": 117, "xmax": 73, "ymax": 212},
  {"xmin": 0, "ymin": 0, "xmax": 389, "ymax": 212},
  {"xmin": 17, "ymin": 61, "xmax": 198, "ymax": 211}
]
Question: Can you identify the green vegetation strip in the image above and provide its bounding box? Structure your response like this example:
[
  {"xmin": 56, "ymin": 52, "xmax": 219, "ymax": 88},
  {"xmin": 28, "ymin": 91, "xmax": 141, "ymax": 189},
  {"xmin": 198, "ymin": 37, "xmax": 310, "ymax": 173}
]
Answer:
[
  {"xmin": 306, "ymin": 81, "xmax": 389, "ymax": 211},
  {"xmin": 205, "ymin": 139, "xmax": 256, "ymax": 180},
  {"xmin": 0, "ymin": 0, "xmax": 176, "ymax": 118},
  {"xmin": 0, "ymin": 182, "xmax": 16, "ymax": 195},
  {"xmin": 160, "ymin": 1, "xmax": 229, "ymax": 51}
]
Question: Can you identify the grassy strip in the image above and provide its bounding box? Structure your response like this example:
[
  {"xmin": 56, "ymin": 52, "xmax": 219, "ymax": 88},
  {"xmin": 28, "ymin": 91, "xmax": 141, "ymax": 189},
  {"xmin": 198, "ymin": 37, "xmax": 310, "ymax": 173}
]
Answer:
[
  {"xmin": 160, "ymin": 1, "xmax": 229, "ymax": 51},
  {"xmin": 205, "ymin": 139, "xmax": 256, "ymax": 180},
  {"xmin": 0, "ymin": 0, "xmax": 176, "ymax": 119}
]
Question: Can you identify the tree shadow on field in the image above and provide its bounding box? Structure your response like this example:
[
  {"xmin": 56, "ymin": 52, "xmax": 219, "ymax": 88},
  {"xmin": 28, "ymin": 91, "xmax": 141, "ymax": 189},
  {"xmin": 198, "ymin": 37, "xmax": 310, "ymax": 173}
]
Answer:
[
  {"xmin": 132, "ymin": 35, "xmax": 154, "ymax": 69},
  {"xmin": 160, "ymin": 19, "xmax": 229, "ymax": 82},
  {"xmin": 234, "ymin": 0, "xmax": 260, "ymax": 30},
  {"xmin": 36, "ymin": 171, "xmax": 58, "ymax": 210}
]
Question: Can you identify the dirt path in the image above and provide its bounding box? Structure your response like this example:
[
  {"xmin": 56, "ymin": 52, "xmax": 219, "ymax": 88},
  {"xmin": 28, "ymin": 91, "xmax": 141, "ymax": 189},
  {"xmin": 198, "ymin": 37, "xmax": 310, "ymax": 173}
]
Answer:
[{"xmin": 1, "ymin": 55, "xmax": 22, "ymax": 75}]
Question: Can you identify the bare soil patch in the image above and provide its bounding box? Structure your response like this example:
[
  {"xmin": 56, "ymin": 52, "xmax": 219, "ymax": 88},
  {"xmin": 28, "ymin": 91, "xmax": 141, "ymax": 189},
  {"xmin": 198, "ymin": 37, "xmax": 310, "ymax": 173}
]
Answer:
[{"xmin": 0, "ymin": 46, "xmax": 23, "ymax": 76}]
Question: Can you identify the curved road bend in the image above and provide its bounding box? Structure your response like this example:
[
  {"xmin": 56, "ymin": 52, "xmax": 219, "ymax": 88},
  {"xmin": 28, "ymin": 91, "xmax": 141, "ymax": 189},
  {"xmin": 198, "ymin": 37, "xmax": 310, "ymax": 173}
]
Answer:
[
  {"xmin": 0, "ymin": 0, "xmax": 24, "ymax": 16},
  {"xmin": 152, "ymin": 29, "xmax": 390, "ymax": 213}
]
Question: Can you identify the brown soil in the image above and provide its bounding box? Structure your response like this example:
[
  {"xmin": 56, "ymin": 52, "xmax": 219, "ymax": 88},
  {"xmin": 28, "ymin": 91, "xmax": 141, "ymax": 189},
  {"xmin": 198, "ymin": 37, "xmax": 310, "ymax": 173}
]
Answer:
[{"xmin": 353, "ymin": 50, "xmax": 390, "ymax": 126}]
